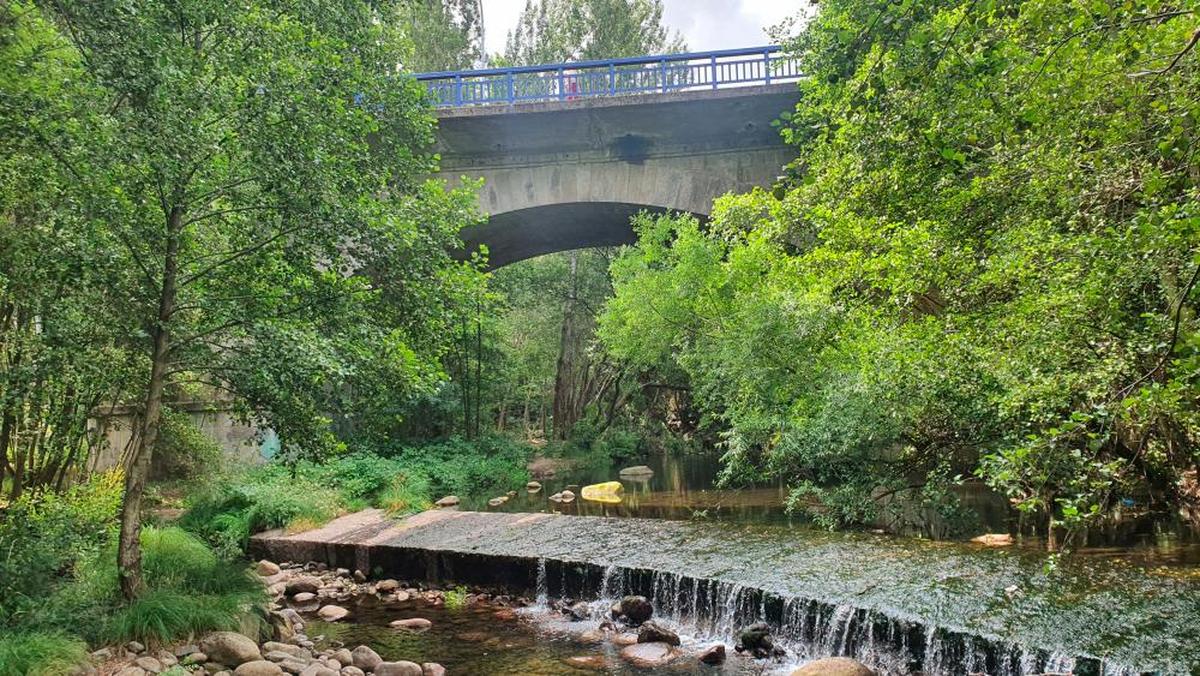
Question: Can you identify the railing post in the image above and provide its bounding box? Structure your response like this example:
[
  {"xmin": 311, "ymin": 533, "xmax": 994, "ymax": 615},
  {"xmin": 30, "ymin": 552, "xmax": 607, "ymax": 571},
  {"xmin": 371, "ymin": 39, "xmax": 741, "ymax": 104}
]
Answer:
[
  {"xmin": 608, "ymin": 63, "xmax": 615, "ymax": 95},
  {"xmin": 506, "ymin": 69, "xmax": 514, "ymax": 103},
  {"xmin": 454, "ymin": 75, "xmax": 462, "ymax": 105},
  {"xmin": 659, "ymin": 58, "xmax": 667, "ymax": 92},
  {"xmin": 710, "ymin": 55, "xmax": 718, "ymax": 90},
  {"xmin": 764, "ymin": 49, "xmax": 772, "ymax": 85},
  {"xmin": 558, "ymin": 67, "xmax": 565, "ymax": 100}
]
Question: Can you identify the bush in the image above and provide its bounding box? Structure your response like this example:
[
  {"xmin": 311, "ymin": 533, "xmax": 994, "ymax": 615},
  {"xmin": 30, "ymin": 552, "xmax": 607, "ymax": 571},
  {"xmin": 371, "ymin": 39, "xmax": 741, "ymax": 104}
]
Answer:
[
  {"xmin": 152, "ymin": 408, "xmax": 223, "ymax": 480},
  {"xmin": 0, "ymin": 631, "xmax": 88, "ymax": 676},
  {"xmin": 0, "ymin": 471, "xmax": 123, "ymax": 623}
]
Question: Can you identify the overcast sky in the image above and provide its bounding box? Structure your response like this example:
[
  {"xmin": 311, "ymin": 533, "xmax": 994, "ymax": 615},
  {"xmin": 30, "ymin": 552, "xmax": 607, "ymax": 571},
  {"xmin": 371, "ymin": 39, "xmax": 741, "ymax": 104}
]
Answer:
[{"xmin": 480, "ymin": 0, "xmax": 812, "ymax": 57}]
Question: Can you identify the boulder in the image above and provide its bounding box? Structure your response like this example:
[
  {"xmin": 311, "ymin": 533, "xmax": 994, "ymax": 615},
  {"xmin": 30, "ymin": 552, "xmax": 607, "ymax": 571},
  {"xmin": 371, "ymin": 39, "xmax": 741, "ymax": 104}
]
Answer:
[
  {"xmin": 699, "ymin": 644, "xmax": 726, "ymax": 665},
  {"xmin": 291, "ymin": 593, "xmax": 316, "ymax": 603},
  {"xmin": 434, "ymin": 495, "xmax": 460, "ymax": 507},
  {"xmin": 421, "ymin": 663, "xmax": 446, "ymax": 676},
  {"xmin": 620, "ymin": 642, "xmax": 680, "ymax": 668},
  {"xmin": 790, "ymin": 657, "xmax": 875, "ymax": 676},
  {"xmin": 349, "ymin": 646, "xmax": 382, "ymax": 672},
  {"xmin": 285, "ymin": 577, "xmax": 322, "ymax": 595},
  {"xmin": 374, "ymin": 662, "xmax": 423, "ymax": 676},
  {"xmin": 200, "ymin": 632, "xmax": 262, "ymax": 667},
  {"xmin": 618, "ymin": 595, "xmax": 653, "ymax": 625},
  {"xmin": 317, "ymin": 605, "xmax": 349, "ymax": 622},
  {"xmin": 133, "ymin": 657, "xmax": 163, "ymax": 673},
  {"xmin": 257, "ymin": 560, "xmax": 282, "ymax": 576},
  {"xmin": 376, "ymin": 579, "xmax": 400, "ymax": 593},
  {"xmin": 390, "ymin": 617, "xmax": 432, "ymax": 632},
  {"xmin": 636, "ymin": 621, "xmax": 680, "ymax": 646},
  {"xmin": 233, "ymin": 661, "xmax": 283, "ymax": 676}
]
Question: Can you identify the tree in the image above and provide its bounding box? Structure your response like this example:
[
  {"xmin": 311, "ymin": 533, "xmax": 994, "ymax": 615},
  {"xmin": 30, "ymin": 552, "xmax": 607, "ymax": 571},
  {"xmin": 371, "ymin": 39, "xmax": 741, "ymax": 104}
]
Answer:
[
  {"xmin": 503, "ymin": 0, "xmax": 684, "ymax": 64},
  {"xmin": 401, "ymin": 0, "xmax": 485, "ymax": 72},
  {"xmin": 25, "ymin": 0, "xmax": 474, "ymax": 598}
]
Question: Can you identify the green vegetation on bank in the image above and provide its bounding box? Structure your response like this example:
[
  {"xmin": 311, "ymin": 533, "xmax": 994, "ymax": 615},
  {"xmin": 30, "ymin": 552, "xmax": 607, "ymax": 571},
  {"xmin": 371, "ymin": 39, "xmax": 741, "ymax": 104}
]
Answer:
[{"xmin": 599, "ymin": 0, "xmax": 1200, "ymax": 538}]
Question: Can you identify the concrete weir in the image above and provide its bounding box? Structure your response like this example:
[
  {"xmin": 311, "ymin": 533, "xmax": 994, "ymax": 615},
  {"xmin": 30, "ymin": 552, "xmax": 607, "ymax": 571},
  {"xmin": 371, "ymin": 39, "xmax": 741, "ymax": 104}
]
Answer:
[{"xmin": 250, "ymin": 509, "xmax": 1200, "ymax": 675}]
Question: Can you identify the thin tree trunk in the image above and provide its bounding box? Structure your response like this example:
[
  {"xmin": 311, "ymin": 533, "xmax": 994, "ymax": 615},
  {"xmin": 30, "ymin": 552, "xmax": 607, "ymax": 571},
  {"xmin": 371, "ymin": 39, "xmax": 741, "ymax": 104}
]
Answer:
[
  {"xmin": 117, "ymin": 206, "xmax": 181, "ymax": 601},
  {"xmin": 551, "ymin": 252, "xmax": 578, "ymax": 440}
]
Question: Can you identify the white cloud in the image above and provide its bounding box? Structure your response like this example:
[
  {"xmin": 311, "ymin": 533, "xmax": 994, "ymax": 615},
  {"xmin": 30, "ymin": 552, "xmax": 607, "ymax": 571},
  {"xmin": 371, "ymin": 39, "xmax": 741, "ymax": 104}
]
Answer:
[{"xmin": 480, "ymin": 0, "xmax": 811, "ymax": 60}]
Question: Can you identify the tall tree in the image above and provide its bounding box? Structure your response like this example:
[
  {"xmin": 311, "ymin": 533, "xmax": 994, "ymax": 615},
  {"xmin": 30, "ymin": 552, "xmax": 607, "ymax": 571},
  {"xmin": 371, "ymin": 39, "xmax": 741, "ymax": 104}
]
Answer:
[
  {"xmin": 27, "ymin": 0, "xmax": 472, "ymax": 598},
  {"xmin": 503, "ymin": 0, "xmax": 684, "ymax": 64},
  {"xmin": 402, "ymin": 0, "xmax": 485, "ymax": 72}
]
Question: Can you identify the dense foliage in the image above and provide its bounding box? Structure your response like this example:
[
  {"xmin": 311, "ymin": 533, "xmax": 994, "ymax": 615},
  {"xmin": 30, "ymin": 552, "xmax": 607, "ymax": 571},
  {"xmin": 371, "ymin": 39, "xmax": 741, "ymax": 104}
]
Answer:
[{"xmin": 601, "ymin": 1, "xmax": 1200, "ymax": 538}]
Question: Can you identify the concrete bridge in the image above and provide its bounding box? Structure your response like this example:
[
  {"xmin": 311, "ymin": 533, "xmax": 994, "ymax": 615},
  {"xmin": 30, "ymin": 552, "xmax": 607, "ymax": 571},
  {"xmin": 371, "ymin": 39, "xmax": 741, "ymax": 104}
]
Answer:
[{"xmin": 417, "ymin": 47, "xmax": 802, "ymax": 268}]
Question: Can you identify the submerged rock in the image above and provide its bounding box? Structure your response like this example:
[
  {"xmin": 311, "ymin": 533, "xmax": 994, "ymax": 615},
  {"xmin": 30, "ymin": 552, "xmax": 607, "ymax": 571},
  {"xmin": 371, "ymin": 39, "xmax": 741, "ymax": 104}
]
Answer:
[
  {"xmin": 564, "ymin": 655, "xmax": 606, "ymax": 669},
  {"xmin": 636, "ymin": 620, "xmax": 680, "ymax": 646},
  {"xmin": 390, "ymin": 617, "xmax": 433, "ymax": 632},
  {"xmin": 620, "ymin": 642, "xmax": 680, "ymax": 668},
  {"xmin": 790, "ymin": 657, "xmax": 875, "ymax": 676}
]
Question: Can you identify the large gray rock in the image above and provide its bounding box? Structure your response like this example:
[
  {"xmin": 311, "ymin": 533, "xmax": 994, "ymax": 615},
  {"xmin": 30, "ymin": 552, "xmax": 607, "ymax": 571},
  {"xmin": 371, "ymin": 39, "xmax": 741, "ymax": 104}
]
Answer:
[
  {"xmin": 636, "ymin": 620, "xmax": 680, "ymax": 646},
  {"xmin": 349, "ymin": 646, "xmax": 381, "ymax": 672},
  {"xmin": 790, "ymin": 657, "xmax": 875, "ymax": 676},
  {"xmin": 374, "ymin": 662, "xmax": 422, "ymax": 676},
  {"xmin": 200, "ymin": 632, "xmax": 262, "ymax": 667},
  {"xmin": 233, "ymin": 661, "xmax": 283, "ymax": 676},
  {"xmin": 620, "ymin": 642, "xmax": 680, "ymax": 668},
  {"xmin": 284, "ymin": 576, "xmax": 322, "ymax": 595}
]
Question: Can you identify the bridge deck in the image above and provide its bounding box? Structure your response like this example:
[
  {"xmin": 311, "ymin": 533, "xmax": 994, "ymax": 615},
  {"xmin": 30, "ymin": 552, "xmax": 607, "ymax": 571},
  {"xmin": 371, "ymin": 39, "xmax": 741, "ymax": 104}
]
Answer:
[{"xmin": 250, "ymin": 509, "xmax": 1200, "ymax": 673}]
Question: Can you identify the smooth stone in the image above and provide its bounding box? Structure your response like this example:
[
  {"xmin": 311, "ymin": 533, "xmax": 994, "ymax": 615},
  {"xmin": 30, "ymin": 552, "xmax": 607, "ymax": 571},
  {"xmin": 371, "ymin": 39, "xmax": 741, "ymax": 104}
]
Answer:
[
  {"xmin": 699, "ymin": 644, "xmax": 726, "ymax": 665},
  {"xmin": 376, "ymin": 579, "xmax": 400, "ymax": 593},
  {"xmin": 434, "ymin": 495, "xmax": 460, "ymax": 507},
  {"xmin": 549, "ymin": 492, "xmax": 563, "ymax": 502},
  {"xmin": 389, "ymin": 617, "xmax": 432, "ymax": 632},
  {"xmin": 233, "ymin": 661, "xmax": 283, "ymax": 676},
  {"xmin": 637, "ymin": 620, "xmax": 680, "ymax": 646},
  {"xmin": 971, "ymin": 533, "xmax": 1014, "ymax": 546},
  {"xmin": 331, "ymin": 650, "xmax": 353, "ymax": 666},
  {"xmin": 566, "ymin": 601, "xmax": 591, "ymax": 620},
  {"xmin": 262, "ymin": 643, "xmax": 307, "ymax": 659},
  {"xmin": 298, "ymin": 664, "xmax": 337, "ymax": 676},
  {"xmin": 182, "ymin": 653, "xmax": 208, "ymax": 666},
  {"xmin": 373, "ymin": 662, "xmax": 422, "ymax": 676},
  {"xmin": 420, "ymin": 664, "xmax": 445, "ymax": 676},
  {"xmin": 90, "ymin": 648, "xmax": 115, "ymax": 661},
  {"xmin": 115, "ymin": 668, "xmax": 145, "ymax": 676},
  {"xmin": 126, "ymin": 642, "xmax": 147, "ymax": 654},
  {"xmin": 349, "ymin": 646, "xmax": 382, "ymax": 671},
  {"xmin": 291, "ymin": 592, "xmax": 316, "ymax": 603},
  {"xmin": 526, "ymin": 481, "xmax": 542, "ymax": 491},
  {"xmin": 284, "ymin": 577, "xmax": 322, "ymax": 595},
  {"xmin": 392, "ymin": 590, "xmax": 411, "ymax": 602},
  {"xmin": 619, "ymin": 465, "xmax": 654, "ymax": 476},
  {"xmin": 278, "ymin": 659, "xmax": 310, "ymax": 674},
  {"xmin": 790, "ymin": 657, "xmax": 876, "ymax": 676},
  {"xmin": 487, "ymin": 497, "xmax": 507, "ymax": 507},
  {"xmin": 560, "ymin": 489, "xmax": 575, "ymax": 502},
  {"xmin": 133, "ymin": 657, "xmax": 162, "ymax": 673},
  {"xmin": 200, "ymin": 632, "xmax": 262, "ymax": 667},
  {"xmin": 620, "ymin": 642, "xmax": 680, "ymax": 668},
  {"xmin": 257, "ymin": 560, "xmax": 282, "ymax": 576},
  {"xmin": 578, "ymin": 629, "xmax": 606, "ymax": 644},
  {"xmin": 612, "ymin": 633, "xmax": 639, "ymax": 647},
  {"xmin": 352, "ymin": 570, "xmax": 367, "ymax": 583},
  {"xmin": 340, "ymin": 669, "xmax": 365, "ymax": 676},
  {"xmin": 317, "ymin": 605, "xmax": 349, "ymax": 621}
]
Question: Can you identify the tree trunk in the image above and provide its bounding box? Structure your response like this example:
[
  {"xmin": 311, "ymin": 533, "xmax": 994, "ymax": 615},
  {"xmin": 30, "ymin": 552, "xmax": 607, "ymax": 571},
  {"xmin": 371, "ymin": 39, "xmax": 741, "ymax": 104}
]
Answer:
[
  {"xmin": 117, "ymin": 206, "xmax": 181, "ymax": 601},
  {"xmin": 551, "ymin": 252, "xmax": 578, "ymax": 440}
]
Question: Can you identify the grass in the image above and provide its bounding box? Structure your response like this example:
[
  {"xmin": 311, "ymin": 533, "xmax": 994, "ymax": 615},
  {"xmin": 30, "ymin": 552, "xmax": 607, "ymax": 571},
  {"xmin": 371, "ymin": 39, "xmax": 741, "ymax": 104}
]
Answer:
[{"xmin": 0, "ymin": 631, "xmax": 89, "ymax": 676}]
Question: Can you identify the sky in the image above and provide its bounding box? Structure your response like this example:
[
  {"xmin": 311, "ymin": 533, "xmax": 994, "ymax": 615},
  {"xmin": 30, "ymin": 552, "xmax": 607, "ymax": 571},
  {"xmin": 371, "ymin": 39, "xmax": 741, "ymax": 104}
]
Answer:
[{"xmin": 479, "ymin": 0, "xmax": 812, "ymax": 57}]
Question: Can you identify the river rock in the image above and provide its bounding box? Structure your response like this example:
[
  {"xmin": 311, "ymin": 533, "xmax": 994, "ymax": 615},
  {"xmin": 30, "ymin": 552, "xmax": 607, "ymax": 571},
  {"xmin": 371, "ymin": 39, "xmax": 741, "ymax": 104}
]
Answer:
[
  {"xmin": 393, "ymin": 590, "xmax": 411, "ymax": 602},
  {"xmin": 126, "ymin": 641, "xmax": 147, "ymax": 654},
  {"xmin": 318, "ymin": 605, "xmax": 349, "ymax": 621},
  {"xmin": 434, "ymin": 495, "xmax": 459, "ymax": 507},
  {"xmin": 340, "ymin": 668, "xmax": 365, "ymax": 676},
  {"xmin": 790, "ymin": 657, "xmax": 875, "ymax": 676},
  {"xmin": 492, "ymin": 608, "xmax": 517, "ymax": 621},
  {"xmin": 374, "ymin": 662, "xmax": 422, "ymax": 676},
  {"xmin": 201, "ymin": 632, "xmax": 262, "ymax": 667},
  {"xmin": 619, "ymin": 465, "xmax": 654, "ymax": 477},
  {"xmin": 620, "ymin": 642, "xmax": 680, "ymax": 668},
  {"xmin": 636, "ymin": 620, "xmax": 680, "ymax": 646},
  {"xmin": 736, "ymin": 622, "xmax": 778, "ymax": 657},
  {"xmin": 285, "ymin": 577, "xmax": 322, "ymax": 595},
  {"xmin": 390, "ymin": 617, "xmax": 432, "ymax": 632},
  {"xmin": 203, "ymin": 662, "xmax": 229, "ymax": 674},
  {"xmin": 617, "ymin": 595, "xmax": 653, "ymax": 625},
  {"xmin": 349, "ymin": 647, "xmax": 381, "ymax": 672},
  {"xmin": 560, "ymin": 489, "xmax": 576, "ymax": 502},
  {"xmin": 421, "ymin": 663, "xmax": 446, "ymax": 676},
  {"xmin": 115, "ymin": 668, "xmax": 145, "ymax": 676},
  {"xmin": 257, "ymin": 560, "xmax": 282, "ymax": 576},
  {"xmin": 612, "ymin": 633, "xmax": 639, "ymax": 647},
  {"xmin": 353, "ymin": 570, "xmax": 367, "ymax": 583},
  {"xmin": 297, "ymin": 664, "xmax": 337, "ymax": 676},
  {"xmin": 132, "ymin": 657, "xmax": 162, "ymax": 673},
  {"xmin": 526, "ymin": 481, "xmax": 542, "ymax": 491},
  {"xmin": 971, "ymin": 533, "xmax": 1013, "ymax": 546},
  {"xmin": 487, "ymin": 497, "xmax": 507, "ymax": 507},
  {"xmin": 292, "ymin": 592, "xmax": 316, "ymax": 603},
  {"xmin": 376, "ymin": 579, "xmax": 400, "ymax": 593},
  {"xmin": 330, "ymin": 649, "xmax": 353, "ymax": 667},
  {"xmin": 233, "ymin": 661, "xmax": 283, "ymax": 676},
  {"xmin": 262, "ymin": 643, "xmax": 307, "ymax": 660},
  {"xmin": 549, "ymin": 492, "xmax": 564, "ymax": 502},
  {"xmin": 278, "ymin": 658, "xmax": 311, "ymax": 674},
  {"xmin": 566, "ymin": 601, "xmax": 591, "ymax": 620},
  {"xmin": 699, "ymin": 644, "xmax": 726, "ymax": 665}
]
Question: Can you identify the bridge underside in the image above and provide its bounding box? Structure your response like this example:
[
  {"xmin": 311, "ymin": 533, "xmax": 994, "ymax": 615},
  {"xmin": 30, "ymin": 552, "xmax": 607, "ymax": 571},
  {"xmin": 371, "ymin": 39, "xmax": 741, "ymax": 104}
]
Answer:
[
  {"xmin": 434, "ymin": 85, "xmax": 800, "ymax": 268},
  {"xmin": 459, "ymin": 202, "xmax": 697, "ymax": 268}
]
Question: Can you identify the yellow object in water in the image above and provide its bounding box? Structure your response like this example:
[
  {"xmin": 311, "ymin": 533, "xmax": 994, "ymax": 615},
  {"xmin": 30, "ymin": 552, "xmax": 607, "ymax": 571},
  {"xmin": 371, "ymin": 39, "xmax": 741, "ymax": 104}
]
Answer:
[{"xmin": 580, "ymin": 481, "xmax": 624, "ymax": 503}]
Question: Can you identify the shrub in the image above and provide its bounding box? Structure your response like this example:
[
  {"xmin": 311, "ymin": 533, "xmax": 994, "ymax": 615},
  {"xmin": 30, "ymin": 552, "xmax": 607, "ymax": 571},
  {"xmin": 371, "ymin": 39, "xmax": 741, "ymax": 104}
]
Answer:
[
  {"xmin": 0, "ymin": 471, "xmax": 123, "ymax": 623},
  {"xmin": 0, "ymin": 631, "xmax": 88, "ymax": 676},
  {"xmin": 103, "ymin": 589, "xmax": 263, "ymax": 646},
  {"xmin": 152, "ymin": 408, "xmax": 223, "ymax": 480}
]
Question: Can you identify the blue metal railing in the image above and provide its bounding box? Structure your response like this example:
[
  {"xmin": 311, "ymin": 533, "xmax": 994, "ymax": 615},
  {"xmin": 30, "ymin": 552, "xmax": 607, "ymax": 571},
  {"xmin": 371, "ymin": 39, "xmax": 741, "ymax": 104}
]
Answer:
[{"xmin": 414, "ymin": 45, "xmax": 800, "ymax": 108}]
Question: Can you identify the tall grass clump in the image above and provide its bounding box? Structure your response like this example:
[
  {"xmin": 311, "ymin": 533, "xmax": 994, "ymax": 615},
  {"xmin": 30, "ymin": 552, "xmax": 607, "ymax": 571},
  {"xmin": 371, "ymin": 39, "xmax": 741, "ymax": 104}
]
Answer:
[{"xmin": 0, "ymin": 631, "xmax": 89, "ymax": 676}]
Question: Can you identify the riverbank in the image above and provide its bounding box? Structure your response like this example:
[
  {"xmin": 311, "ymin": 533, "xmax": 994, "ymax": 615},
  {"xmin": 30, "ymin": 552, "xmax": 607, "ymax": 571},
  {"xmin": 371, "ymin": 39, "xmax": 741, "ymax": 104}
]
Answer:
[{"xmin": 251, "ymin": 508, "xmax": 1200, "ymax": 674}]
